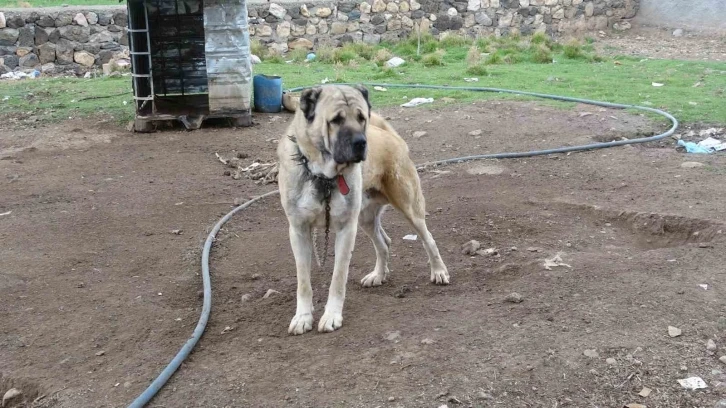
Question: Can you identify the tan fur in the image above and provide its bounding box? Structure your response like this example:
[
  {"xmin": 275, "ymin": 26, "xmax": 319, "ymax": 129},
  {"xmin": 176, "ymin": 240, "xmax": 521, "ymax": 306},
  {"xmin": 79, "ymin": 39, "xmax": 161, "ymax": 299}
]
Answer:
[{"xmin": 277, "ymin": 85, "xmax": 449, "ymax": 335}]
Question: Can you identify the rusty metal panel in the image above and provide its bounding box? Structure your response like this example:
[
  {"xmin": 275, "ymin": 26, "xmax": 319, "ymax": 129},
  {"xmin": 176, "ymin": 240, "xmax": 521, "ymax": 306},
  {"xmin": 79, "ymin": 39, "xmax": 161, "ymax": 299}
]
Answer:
[{"xmin": 203, "ymin": 0, "xmax": 253, "ymax": 114}]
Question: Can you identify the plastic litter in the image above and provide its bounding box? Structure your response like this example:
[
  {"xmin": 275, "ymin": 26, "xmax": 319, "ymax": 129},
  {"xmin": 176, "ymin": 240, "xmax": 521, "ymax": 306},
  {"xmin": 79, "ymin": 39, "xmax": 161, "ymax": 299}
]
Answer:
[
  {"xmin": 403, "ymin": 234, "xmax": 418, "ymax": 241},
  {"xmin": 464, "ymin": 77, "xmax": 479, "ymax": 82},
  {"xmin": 678, "ymin": 138, "xmax": 726, "ymax": 154},
  {"xmin": 677, "ymin": 377, "xmax": 707, "ymax": 390},
  {"xmin": 401, "ymin": 97, "xmax": 434, "ymax": 108},
  {"xmin": 306, "ymin": 53, "xmax": 316, "ymax": 62},
  {"xmin": 385, "ymin": 57, "xmax": 405, "ymax": 68},
  {"xmin": 1, "ymin": 71, "xmax": 39, "ymax": 80},
  {"xmin": 652, "ymin": 82, "xmax": 664, "ymax": 87}
]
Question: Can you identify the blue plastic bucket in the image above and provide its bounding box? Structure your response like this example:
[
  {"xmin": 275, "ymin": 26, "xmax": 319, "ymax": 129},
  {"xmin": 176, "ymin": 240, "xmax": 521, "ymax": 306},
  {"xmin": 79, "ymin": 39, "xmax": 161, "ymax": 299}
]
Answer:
[{"xmin": 253, "ymin": 74, "xmax": 283, "ymax": 113}]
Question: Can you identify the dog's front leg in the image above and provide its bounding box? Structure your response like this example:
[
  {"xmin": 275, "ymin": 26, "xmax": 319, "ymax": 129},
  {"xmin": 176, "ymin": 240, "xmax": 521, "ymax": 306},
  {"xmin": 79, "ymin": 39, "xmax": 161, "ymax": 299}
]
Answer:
[
  {"xmin": 288, "ymin": 222, "xmax": 315, "ymax": 335},
  {"xmin": 318, "ymin": 217, "xmax": 358, "ymax": 333}
]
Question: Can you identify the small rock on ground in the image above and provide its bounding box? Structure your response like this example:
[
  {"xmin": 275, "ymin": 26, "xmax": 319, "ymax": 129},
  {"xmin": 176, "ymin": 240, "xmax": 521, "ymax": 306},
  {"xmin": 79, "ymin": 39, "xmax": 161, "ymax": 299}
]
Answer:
[
  {"xmin": 673, "ymin": 28, "xmax": 684, "ymax": 37},
  {"xmin": 468, "ymin": 129, "xmax": 482, "ymax": 136},
  {"xmin": 606, "ymin": 357, "xmax": 617, "ymax": 365},
  {"xmin": 461, "ymin": 239, "xmax": 480, "ymax": 255},
  {"xmin": 668, "ymin": 325, "xmax": 682, "ymax": 337},
  {"xmin": 385, "ymin": 330, "xmax": 401, "ymax": 341},
  {"xmin": 2, "ymin": 389, "xmax": 23, "ymax": 407},
  {"xmin": 681, "ymin": 161, "xmax": 705, "ymax": 168},
  {"xmin": 708, "ymin": 339, "xmax": 718, "ymax": 352},
  {"xmin": 719, "ymin": 356, "xmax": 726, "ymax": 365},
  {"xmin": 504, "ymin": 292, "xmax": 523, "ymax": 303},
  {"xmin": 412, "ymin": 131, "xmax": 427, "ymax": 139},
  {"xmin": 262, "ymin": 289, "xmax": 280, "ymax": 298},
  {"xmin": 583, "ymin": 349, "xmax": 599, "ymax": 358}
]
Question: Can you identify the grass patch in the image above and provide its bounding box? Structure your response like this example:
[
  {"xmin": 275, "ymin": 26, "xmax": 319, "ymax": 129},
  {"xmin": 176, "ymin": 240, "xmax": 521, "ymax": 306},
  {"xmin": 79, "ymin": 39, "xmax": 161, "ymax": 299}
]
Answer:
[{"xmin": 1, "ymin": 34, "xmax": 724, "ymax": 127}]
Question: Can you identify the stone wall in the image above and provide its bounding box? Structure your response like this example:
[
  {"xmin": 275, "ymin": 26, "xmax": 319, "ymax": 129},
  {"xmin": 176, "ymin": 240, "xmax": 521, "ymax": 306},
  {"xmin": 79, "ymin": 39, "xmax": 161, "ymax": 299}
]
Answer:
[
  {"xmin": 248, "ymin": 0, "xmax": 640, "ymax": 54},
  {"xmin": 0, "ymin": 6, "xmax": 128, "ymax": 76},
  {"xmin": 0, "ymin": 0, "xmax": 639, "ymax": 75}
]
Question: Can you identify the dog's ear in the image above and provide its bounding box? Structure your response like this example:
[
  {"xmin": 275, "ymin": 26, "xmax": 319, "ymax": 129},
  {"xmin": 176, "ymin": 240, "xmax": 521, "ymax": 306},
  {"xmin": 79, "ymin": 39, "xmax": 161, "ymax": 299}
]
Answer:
[
  {"xmin": 353, "ymin": 84, "xmax": 371, "ymax": 116},
  {"xmin": 299, "ymin": 86, "xmax": 323, "ymax": 122}
]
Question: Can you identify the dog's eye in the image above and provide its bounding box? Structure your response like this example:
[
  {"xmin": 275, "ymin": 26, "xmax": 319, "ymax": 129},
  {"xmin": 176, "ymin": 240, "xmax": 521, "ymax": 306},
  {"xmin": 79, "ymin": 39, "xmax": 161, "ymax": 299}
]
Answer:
[
  {"xmin": 357, "ymin": 113, "xmax": 366, "ymax": 123},
  {"xmin": 330, "ymin": 114, "xmax": 345, "ymax": 125}
]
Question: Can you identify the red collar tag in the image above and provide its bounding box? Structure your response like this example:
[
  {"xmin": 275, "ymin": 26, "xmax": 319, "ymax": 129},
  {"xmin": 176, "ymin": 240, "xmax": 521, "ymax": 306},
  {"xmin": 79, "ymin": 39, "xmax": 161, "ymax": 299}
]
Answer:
[{"xmin": 337, "ymin": 175, "xmax": 350, "ymax": 195}]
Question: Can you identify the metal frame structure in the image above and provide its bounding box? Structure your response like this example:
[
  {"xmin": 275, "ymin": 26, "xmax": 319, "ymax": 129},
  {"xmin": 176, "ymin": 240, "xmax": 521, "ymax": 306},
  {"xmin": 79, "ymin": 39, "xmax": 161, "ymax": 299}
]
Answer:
[{"xmin": 125, "ymin": 0, "xmax": 253, "ymax": 132}]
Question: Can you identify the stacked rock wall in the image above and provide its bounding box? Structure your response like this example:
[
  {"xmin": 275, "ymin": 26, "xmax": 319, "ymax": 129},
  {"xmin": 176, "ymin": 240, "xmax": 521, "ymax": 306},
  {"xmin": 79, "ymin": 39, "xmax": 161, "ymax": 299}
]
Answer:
[
  {"xmin": 0, "ymin": 6, "xmax": 128, "ymax": 75},
  {"xmin": 0, "ymin": 0, "xmax": 639, "ymax": 75}
]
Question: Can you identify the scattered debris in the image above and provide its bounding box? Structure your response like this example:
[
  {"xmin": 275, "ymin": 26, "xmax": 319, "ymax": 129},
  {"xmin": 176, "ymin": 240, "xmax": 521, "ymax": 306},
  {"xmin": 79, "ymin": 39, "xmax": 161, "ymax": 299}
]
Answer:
[
  {"xmin": 0, "ymin": 210, "xmax": 11, "ymax": 216},
  {"xmin": 527, "ymin": 247, "xmax": 542, "ymax": 253},
  {"xmin": 385, "ymin": 331, "xmax": 401, "ymax": 341},
  {"xmin": 583, "ymin": 349, "xmax": 599, "ymax": 358},
  {"xmin": 504, "ymin": 292, "xmax": 523, "ymax": 303},
  {"xmin": 579, "ymin": 112, "xmax": 593, "ymax": 118},
  {"xmin": 677, "ymin": 376, "xmax": 707, "ymax": 390},
  {"xmin": 624, "ymin": 404, "xmax": 646, "ymax": 408},
  {"xmin": 421, "ymin": 338, "xmax": 435, "ymax": 345},
  {"xmin": 468, "ymin": 129, "xmax": 482, "ymax": 136},
  {"xmin": 2, "ymin": 389, "xmax": 23, "ymax": 407},
  {"xmin": 388, "ymin": 396, "xmax": 396, "ymax": 402},
  {"xmin": 401, "ymin": 97, "xmax": 434, "ymax": 108},
  {"xmin": 263, "ymin": 289, "xmax": 280, "ymax": 299},
  {"xmin": 385, "ymin": 57, "xmax": 405, "ymax": 68},
  {"xmin": 373, "ymin": 86, "xmax": 387, "ymax": 92},
  {"xmin": 95, "ymin": 350, "xmax": 105, "ymax": 356},
  {"xmin": 461, "ymin": 240, "xmax": 481, "ymax": 255},
  {"xmin": 321, "ymin": 77, "xmax": 330, "ymax": 84},
  {"xmin": 403, "ymin": 234, "xmax": 418, "ymax": 241},
  {"xmin": 651, "ymin": 82, "xmax": 664, "ymax": 87},
  {"xmin": 240, "ymin": 294, "xmax": 252, "ymax": 303},
  {"xmin": 477, "ymin": 247, "xmax": 498, "ymax": 257},
  {"xmin": 678, "ymin": 138, "xmax": 726, "ymax": 154},
  {"xmin": 681, "ymin": 161, "xmax": 705, "ymax": 168},
  {"xmin": 171, "ymin": 229, "xmax": 183, "ymax": 235},
  {"xmin": 221, "ymin": 326, "xmax": 234, "ymax": 334},
  {"xmin": 463, "ymin": 77, "xmax": 479, "ymax": 82},
  {"xmin": 638, "ymin": 387, "xmax": 652, "ymax": 397},
  {"xmin": 668, "ymin": 326, "xmax": 682, "ymax": 337},
  {"xmin": 606, "ymin": 357, "xmax": 617, "ymax": 365},
  {"xmin": 672, "ymin": 28, "xmax": 684, "ymax": 37},
  {"xmin": 720, "ymin": 356, "xmax": 726, "ymax": 365},
  {"xmin": 412, "ymin": 131, "xmax": 428, "ymax": 139},
  {"xmin": 250, "ymin": 54, "xmax": 262, "ymax": 64},
  {"xmin": 543, "ymin": 253, "xmax": 571, "ymax": 270},
  {"xmin": 699, "ymin": 284, "xmax": 709, "ymax": 290},
  {"xmin": 707, "ymin": 339, "xmax": 718, "ymax": 352},
  {"xmin": 1, "ymin": 70, "xmax": 40, "ymax": 80},
  {"xmin": 215, "ymin": 152, "xmax": 228, "ymax": 165}
]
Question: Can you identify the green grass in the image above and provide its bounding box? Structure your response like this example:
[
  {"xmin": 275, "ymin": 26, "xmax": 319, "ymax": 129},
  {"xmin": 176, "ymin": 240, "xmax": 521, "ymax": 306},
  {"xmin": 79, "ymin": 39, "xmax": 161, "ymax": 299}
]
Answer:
[
  {"xmin": 0, "ymin": 0, "xmax": 119, "ymax": 6},
  {"xmin": 1, "ymin": 34, "xmax": 725, "ymax": 127}
]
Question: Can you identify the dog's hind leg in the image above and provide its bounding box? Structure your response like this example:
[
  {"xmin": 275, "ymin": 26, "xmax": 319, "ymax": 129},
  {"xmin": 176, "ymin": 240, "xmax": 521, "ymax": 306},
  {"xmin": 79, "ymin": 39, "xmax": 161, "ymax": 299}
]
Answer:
[
  {"xmin": 288, "ymin": 222, "xmax": 315, "ymax": 335},
  {"xmin": 360, "ymin": 198, "xmax": 391, "ymax": 287},
  {"xmin": 385, "ymin": 168, "xmax": 450, "ymax": 285}
]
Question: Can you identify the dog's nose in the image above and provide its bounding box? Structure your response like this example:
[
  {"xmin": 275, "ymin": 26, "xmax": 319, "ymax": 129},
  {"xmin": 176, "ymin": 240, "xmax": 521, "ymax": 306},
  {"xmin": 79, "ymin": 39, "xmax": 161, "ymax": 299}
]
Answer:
[{"xmin": 352, "ymin": 134, "xmax": 367, "ymax": 152}]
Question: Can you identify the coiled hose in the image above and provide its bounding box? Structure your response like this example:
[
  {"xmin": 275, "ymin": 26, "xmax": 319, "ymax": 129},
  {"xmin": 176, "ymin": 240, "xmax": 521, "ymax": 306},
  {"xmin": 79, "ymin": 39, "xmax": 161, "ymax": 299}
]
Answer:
[{"xmin": 127, "ymin": 83, "xmax": 678, "ymax": 407}]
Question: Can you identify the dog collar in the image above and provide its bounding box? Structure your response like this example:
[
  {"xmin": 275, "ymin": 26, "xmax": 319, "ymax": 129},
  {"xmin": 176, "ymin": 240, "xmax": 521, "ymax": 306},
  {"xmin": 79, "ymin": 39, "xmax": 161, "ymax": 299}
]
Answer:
[{"xmin": 289, "ymin": 136, "xmax": 349, "ymax": 197}]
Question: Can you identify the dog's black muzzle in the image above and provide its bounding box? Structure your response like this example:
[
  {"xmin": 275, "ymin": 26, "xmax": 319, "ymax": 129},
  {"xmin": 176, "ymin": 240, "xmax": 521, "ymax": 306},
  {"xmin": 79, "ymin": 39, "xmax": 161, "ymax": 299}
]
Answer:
[{"xmin": 334, "ymin": 126, "xmax": 367, "ymax": 164}]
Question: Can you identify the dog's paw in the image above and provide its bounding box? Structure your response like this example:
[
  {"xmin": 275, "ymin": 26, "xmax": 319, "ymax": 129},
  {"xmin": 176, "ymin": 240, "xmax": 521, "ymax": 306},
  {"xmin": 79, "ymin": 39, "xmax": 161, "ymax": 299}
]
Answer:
[
  {"xmin": 361, "ymin": 270, "xmax": 387, "ymax": 287},
  {"xmin": 431, "ymin": 267, "xmax": 450, "ymax": 285},
  {"xmin": 318, "ymin": 311, "xmax": 343, "ymax": 333},
  {"xmin": 288, "ymin": 313, "xmax": 314, "ymax": 335}
]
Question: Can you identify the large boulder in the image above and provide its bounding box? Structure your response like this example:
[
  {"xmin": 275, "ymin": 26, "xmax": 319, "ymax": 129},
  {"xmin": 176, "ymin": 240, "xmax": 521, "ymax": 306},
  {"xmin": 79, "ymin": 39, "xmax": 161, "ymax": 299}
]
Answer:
[
  {"xmin": 19, "ymin": 52, "xmax": 40, "ymax": 68},
  {"xmin": 59, "ymin": 25, "xmax": 90, "ymax": 43},
  {"xmin": 38, "ymin": 42, "xmax": 56, "ymax": 64},
  {"xmin": 73, "ymin": 50, "xmax": 95, "ymax": 67},
  {"xmin": 0, "ymin": 28, "xmax": 19, "ymax": 46},
  {"xmin": 17, "ymin": 25, "xmax": 35, "ymax": 47}
]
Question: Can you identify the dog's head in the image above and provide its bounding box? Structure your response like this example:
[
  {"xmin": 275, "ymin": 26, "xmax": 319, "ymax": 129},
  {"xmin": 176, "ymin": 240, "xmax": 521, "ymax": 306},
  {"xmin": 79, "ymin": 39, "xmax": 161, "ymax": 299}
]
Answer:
[{"xmin": 295, "ymin": 84, "xmax": 371, "ymax": 178}]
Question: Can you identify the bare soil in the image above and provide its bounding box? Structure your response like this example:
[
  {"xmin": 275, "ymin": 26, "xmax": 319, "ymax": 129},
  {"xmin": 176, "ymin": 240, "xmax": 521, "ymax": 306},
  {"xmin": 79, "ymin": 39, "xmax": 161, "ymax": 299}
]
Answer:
[
  {"xmin": 1, "ymin": 99, "xmax": 726, "ymax": 408},
  {"xmin": 595, "ymin": 26, "xmax": 726, "ymax": 62}
]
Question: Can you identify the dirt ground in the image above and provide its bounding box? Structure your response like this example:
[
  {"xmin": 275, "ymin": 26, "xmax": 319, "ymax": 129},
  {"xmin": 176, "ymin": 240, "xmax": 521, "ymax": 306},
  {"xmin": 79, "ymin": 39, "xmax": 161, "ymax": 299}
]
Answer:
[
  {"xmin": 1, "ymin": 95, "xmax": 726, "ymax": 408},
  {"xmin": 594, "ymin": 26, "xmax": 726, "ymax": 62}
]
